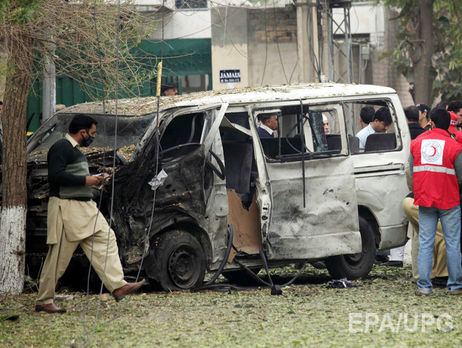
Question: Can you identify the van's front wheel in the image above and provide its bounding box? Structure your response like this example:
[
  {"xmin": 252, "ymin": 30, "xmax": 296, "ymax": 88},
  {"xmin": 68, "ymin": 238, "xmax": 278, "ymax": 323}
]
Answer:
[
  {"xmin": 325, "ymin": 216, "xmax": 376, "ymax": 280},
  {"xmin": 146, "ymin": 230, "xmax": 206, "ymax": 291}
]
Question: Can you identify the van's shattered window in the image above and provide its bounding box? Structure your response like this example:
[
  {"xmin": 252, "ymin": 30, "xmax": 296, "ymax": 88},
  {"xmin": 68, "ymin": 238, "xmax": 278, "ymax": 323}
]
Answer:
[
  {"xmin": 157, "ymin": 112, "xmax": 206, "ymax": 161},
  {"xmin": 257, "ymin": 105, "xmax": 343, "ymax": 161},
  {"xmin": 160, "ymin": 112, "xmax": 204, "ymax": 150},
  {"xmin": 343, "ymin": 100, "xmax": 400, "ymax": 154}
]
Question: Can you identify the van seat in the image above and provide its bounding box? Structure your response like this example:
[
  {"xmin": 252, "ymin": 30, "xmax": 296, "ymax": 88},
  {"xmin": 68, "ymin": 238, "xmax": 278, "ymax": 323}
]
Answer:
[
  {"xmin": 348, "ymin": 135, "xmax": 360, "ymax": 154},
  {"xmin": 260, "ymin": 137, "xmax": 304, "ymax": 158},
  {"xmin": 326, "ymin": 134, "xmax": 341, "ymax": 151},
  {"xmin": 260, "ymin": 138, "xmax": 278, "ymax": 158},
  {"xmin": 364, "ymin": 133, "xmax": 396, "ymax": 152}
]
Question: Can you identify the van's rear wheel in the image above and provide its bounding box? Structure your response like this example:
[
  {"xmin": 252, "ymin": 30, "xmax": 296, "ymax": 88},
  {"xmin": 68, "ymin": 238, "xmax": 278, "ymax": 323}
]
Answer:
[
  {"xmin": 325, "ymin": 216, "xmax": 376, "ymax": 280},
  {"xmin": 146, "ymin": 230, "xmax": 206, "ymax": 291}
]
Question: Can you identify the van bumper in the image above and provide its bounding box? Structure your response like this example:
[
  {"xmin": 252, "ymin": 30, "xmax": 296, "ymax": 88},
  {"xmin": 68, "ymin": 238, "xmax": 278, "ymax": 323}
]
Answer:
[{"xmin": 378, "ymin": 224, "xmax": 408, "ymax": 250}]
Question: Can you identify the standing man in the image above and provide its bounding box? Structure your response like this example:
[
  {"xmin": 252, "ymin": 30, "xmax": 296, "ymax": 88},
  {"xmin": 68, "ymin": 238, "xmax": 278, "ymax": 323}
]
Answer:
[
  {"xmin": 257, "ymin": 113, "xmax": 278, "ymax": 138},
  {"xmin": 448, "ymin": 101, "xmax": 462, "ymax": 129},
  {"xmin": 385, "ymin": 105, "xmax": 425, "ymax": 267},
  {"xmin": 416, "ymin": 103, "xmax": 430, "ymax": 130},
  {"xmin": 356, "ymin": 106, "xmax": 392, "ymax": 149},
  {"xmin": 402, "ymin": 105, "xmax": 428, "ymax": 272},
  {"xmin": 387, "ymin": 105, "xmax": 427, "ymax": 268},
  {"xmin": 35, "ymin": 114, "xmax": 145, "ymax": 313},
  {"xmin": 410, "ymin": 108, "xmax": 462, "ymax": 296},
  {"xmin": 405, "ymin": 105, "xmax": 426, "ymax": 139}
]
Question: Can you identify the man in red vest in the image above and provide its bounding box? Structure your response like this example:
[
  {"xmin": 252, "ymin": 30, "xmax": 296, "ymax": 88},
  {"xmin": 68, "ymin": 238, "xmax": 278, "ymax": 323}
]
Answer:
[{"xmin": 410, "ymin": 108, "xmax": 462, "ymax": 295}]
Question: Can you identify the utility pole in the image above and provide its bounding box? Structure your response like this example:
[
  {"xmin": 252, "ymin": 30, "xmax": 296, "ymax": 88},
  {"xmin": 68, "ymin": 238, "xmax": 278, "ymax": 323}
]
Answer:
[
  {"xmin": 296, "ymin": 0, "xmax": 319, "ymax": 83},
  {"xmin": 324, "ymin": 0, "xmax": 352, "ymax": 83}
]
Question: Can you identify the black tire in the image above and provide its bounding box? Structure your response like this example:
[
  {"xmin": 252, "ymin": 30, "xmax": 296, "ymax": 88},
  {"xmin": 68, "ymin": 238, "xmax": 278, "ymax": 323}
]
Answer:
[
  {"xmin": 147, "ymin": 230, "xmax": 206, "ymax": 291},
  {"xmin": 325, "ymin": 216, "xmax": 377, "ymax": 280},
  {"xmin": 147, "ymin": 278, "xmax": 163, "ymax": 292},
  {"xmin": 222, "ymin": 268, "xmax": 262, "ymax": 286}
]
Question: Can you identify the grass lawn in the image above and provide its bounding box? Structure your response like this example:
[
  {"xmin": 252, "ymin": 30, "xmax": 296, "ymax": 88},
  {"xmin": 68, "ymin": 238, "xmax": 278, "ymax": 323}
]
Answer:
[{"xmin": 1, "ymin": 264, "xmax": 461, "ymax": 347}]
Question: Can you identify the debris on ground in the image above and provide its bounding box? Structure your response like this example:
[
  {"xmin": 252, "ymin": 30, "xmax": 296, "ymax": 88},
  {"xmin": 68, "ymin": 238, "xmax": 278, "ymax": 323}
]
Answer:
[{"xmin": 326, "ymin": 278, "xmax": 359, "ymax": 289}]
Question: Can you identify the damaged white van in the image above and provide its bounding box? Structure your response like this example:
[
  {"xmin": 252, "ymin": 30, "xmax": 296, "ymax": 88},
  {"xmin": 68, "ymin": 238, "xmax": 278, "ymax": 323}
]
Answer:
[{"xmin": 25, "ymin": 83, "xmax": 410, "ymax": 291}]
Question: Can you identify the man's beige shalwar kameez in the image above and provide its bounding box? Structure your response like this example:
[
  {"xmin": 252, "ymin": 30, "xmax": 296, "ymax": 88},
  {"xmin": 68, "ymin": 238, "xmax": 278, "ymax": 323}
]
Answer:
[{"xmin": 36, "ymin": 135, "xmax": 126, "ymax": 305}]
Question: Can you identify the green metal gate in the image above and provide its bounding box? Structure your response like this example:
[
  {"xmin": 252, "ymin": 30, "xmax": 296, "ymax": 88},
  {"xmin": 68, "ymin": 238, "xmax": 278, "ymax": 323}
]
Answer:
[{"xmin": 26, "ymin": 38, "xmax": 212, "ymax": 133}]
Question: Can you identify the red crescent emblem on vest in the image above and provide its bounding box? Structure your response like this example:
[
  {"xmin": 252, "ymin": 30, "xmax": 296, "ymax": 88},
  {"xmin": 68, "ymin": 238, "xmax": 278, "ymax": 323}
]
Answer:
[{"xmin": 429, "ymin": 145, "xmax": 437, "ymax": 157}]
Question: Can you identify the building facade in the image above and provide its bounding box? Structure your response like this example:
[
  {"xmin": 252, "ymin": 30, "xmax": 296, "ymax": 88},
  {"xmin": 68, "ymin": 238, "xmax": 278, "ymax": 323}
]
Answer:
[{"xmin": 26, "ymin": 0, "xmax": 414, "ymax": 132}]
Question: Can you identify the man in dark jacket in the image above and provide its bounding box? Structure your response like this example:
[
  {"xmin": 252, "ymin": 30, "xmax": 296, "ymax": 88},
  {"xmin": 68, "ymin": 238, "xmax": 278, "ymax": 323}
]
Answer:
[
  {"xmin": 405, "ymin": 105, "xmax": 426, "ymax": 140},
  {"xmin": 257, "ymin": 113, "xmax": 278, "ymax": 138}
]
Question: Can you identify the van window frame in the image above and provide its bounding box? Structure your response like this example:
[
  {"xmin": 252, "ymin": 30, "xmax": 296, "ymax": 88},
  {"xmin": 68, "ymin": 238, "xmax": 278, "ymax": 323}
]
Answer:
[
  {"xmin": 250, "ymin": 100, "xmax": 349, "ymax": 163},
  {"xmin": 341, "ymin": 97, "xmax": 403, "ymax": 154}
]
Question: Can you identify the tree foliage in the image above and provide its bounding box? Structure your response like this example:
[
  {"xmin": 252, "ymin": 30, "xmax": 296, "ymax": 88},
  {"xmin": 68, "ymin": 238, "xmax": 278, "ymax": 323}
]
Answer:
[
  {"xmin": 0, "ymin": 0, "xmax": 157, "ymax": 100},
  {"xmin": 382, "ymin": 0, "xmax": 462, "ymax": 104}
]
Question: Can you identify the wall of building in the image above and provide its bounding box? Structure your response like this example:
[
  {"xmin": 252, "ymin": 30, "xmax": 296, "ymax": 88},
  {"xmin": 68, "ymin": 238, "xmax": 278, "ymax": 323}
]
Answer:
[
  {"xmin": 211, "ymin": 7, "xmax": 249, "ymax": 89},
  {"xmin": 211, "ymin": 6, "xmax": 300, "ymax": 90},
  {"xmin": 335, "ymin": 2, "xmax": 385, "ymax": 39},
  {"xmin": 247, "ymin": 8, "xmax": 299, "ymax": 86},
  {"xmin": 149, "ymin": 10, "xmax": 212, "ymax": 40}
]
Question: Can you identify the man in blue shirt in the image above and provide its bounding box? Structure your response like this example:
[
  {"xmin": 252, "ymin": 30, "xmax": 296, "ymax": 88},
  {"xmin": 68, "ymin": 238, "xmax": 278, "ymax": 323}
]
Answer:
[{"xmin": 356, "ymin": 107, "xmax": 392, "ymax": 149}]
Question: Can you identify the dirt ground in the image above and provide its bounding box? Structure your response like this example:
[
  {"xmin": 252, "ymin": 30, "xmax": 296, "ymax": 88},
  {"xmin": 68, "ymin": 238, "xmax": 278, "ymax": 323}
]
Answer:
[{"xmin": 1, "ymin": 264, "xmax": 461, "ymax": 347}]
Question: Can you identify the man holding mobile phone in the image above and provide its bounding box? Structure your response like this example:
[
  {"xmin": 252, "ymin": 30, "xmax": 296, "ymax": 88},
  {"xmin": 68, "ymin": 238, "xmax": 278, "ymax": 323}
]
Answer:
[{"xmin": 35, "ymin": 114, "xmax": 144, "ymax": 313}]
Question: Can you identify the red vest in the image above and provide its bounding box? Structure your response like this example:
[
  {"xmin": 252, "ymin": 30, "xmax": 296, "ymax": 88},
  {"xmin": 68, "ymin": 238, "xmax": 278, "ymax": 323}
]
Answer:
[{"xmin": 411, "ymin": 128, "xmax": 462, "ymax": 209}]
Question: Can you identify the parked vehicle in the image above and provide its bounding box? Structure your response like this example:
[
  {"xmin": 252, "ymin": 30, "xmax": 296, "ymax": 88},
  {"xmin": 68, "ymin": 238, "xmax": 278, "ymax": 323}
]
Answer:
[{"xmin": 23, "ymin": 83, "xmax": 410, "ymax": 291}]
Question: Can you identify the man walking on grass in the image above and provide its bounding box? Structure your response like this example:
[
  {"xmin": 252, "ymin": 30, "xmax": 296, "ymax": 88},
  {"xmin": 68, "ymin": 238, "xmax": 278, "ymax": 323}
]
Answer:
[{"xmin": 35, "ymin": 114, "xmax": 145, "ymax": 313}]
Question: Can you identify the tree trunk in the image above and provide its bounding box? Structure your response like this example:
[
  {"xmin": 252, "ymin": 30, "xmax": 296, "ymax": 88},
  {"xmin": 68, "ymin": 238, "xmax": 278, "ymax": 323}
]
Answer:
[
  {"xmin": 412, "ymin": 0, "xmax": 434, "ymax": 104},
  {"xmin": 0, "ymin": 35, "xmax": 33, "ymax": 294}
]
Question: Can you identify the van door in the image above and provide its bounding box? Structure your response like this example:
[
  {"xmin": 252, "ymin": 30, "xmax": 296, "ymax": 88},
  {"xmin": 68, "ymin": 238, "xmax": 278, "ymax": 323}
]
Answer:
[
  {"xmin": 145, "ymin": 103, "xmax": 229, "ymax": 268},
  {"xmin": 199, "ymin": 104, "xmax": 231, "ymax": 266},
  {"xmin": 250, "ymin": 103, "xmax": 361, "ymax": 260}
]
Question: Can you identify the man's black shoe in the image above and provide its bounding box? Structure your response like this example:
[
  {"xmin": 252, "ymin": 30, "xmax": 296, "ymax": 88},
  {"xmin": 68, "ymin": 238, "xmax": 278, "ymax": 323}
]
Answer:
[
  {"xmin": 374, "ymin": 255, "xmax": 389, "ymax": 264},
  {"xmin": 432, "ymin": 277, "xmax": 448, "ymax": 288},
  {"xmin": 383, "ymin": 261, "xmax": 403, "ymax": 267}
]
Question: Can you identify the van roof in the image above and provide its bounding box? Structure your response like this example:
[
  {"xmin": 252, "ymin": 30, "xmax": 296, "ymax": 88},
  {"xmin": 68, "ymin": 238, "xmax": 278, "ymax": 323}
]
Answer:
[{"xmin": 64, "ymin": 83, "xmax": 396, "ymax": 116}]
